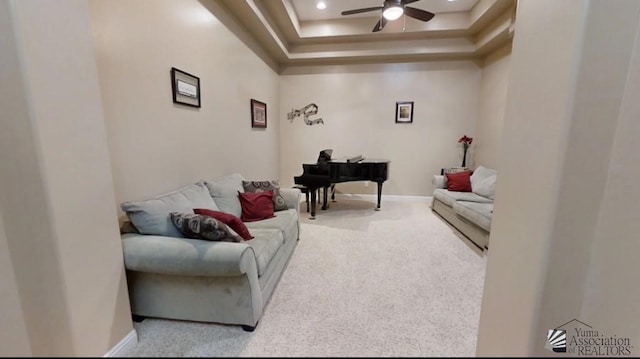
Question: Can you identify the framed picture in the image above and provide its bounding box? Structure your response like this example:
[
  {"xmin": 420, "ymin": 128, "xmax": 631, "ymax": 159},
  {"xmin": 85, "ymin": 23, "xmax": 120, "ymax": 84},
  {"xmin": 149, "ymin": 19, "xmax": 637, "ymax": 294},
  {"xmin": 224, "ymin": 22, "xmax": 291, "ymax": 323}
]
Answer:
[
  {"xmin": 251, "ymin": 99, "xmax": 267, "ymax": 128},
  {"xmin": 171, "ymin": 67, "xmax": 201, "ymax": 108},
  {"xmin": 395, "ymin": 101, "xmax": 414, "ymax": 123}
]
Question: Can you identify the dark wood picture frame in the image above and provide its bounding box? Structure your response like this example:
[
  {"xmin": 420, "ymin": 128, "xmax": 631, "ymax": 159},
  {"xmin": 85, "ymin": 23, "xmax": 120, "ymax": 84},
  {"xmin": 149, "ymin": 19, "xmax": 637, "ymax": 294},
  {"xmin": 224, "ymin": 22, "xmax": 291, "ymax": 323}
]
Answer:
[
  {"xmin": 171, "ymin": 67, "xmax": 201, "ymax": 108},
  {"xmin": 395, "ymin": 101, "xmax": 414, "ymax": 124},
  {"xmin": 251, "ymin": 99, "xmax": 267, "ymax": 128}
]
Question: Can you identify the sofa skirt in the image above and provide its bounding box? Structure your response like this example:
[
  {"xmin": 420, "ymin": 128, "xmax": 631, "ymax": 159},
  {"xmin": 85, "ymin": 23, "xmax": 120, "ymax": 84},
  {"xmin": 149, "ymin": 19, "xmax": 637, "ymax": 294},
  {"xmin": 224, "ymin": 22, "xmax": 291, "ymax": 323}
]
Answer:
[{"xmin": 432, "ymin": 198, "xmax": 490, "ymax": 251}]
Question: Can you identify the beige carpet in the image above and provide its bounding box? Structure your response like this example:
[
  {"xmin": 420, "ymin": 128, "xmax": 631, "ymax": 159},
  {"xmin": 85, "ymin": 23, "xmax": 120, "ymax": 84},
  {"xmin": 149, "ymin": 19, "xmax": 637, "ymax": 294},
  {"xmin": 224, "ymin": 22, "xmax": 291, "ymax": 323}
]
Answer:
[{"xmin": 124, "ymin": 196, "xmax": 487, "ymax": 357}]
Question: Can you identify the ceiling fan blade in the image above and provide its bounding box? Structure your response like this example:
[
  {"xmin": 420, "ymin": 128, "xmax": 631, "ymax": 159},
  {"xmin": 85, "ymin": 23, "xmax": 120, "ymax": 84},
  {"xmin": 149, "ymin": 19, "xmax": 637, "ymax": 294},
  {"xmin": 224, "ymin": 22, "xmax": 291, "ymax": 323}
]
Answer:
[
  {"xmin": 404, "ymin": 7, "xmax": 435, "ymax": 22},
  {"xmin": 372, "ymin": 17, "xmax": 387, "ymax": 32},
  {"xmin": 404, "ymin": 0, "xmax": 421, "ymax": 4},
  {"xmin": 341, "ymin": 6, "xmax": 383, "ymax": 16},
  {"xmin": 404, "ymin": 6, "xmax": 435, "ymax": 22}
]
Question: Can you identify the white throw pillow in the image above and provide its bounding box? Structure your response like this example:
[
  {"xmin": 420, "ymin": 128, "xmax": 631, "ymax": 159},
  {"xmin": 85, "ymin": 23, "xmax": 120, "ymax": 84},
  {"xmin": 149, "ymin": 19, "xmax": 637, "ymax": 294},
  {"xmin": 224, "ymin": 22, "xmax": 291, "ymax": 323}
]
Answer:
[
  {"xmin": 470, "ymin": 166, "xmax": 497, "ymax": 200},
  {"xmin": 432, "ymin": 175, "xmax": 447, "ymax": 189}
]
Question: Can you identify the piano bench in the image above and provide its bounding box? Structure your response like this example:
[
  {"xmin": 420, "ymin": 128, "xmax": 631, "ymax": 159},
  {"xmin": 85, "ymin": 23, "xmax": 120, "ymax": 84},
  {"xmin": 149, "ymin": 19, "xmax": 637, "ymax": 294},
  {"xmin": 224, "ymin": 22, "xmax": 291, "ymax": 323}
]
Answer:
[{"xmin": 292, "ymin": 184, "xmax": 320, "ymax": 212}]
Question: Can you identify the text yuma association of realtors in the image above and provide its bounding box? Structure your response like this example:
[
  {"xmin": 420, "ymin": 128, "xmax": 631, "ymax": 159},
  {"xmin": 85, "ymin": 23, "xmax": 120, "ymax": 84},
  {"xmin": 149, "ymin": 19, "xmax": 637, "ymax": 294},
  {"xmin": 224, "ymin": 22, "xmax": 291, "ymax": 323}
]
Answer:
[{"xmin": 570, "ymin": 327, "xmax": 633, "ymax": 356}]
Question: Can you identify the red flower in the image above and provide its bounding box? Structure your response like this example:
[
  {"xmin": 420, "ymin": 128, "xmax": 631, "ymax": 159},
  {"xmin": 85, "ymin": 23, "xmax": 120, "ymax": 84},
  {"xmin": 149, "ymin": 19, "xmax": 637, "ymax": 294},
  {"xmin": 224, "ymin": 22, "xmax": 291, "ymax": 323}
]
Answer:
[
  {"xmin": 458, "ymin": 135, "xmax": 473, "ymax": 145},
  {"xmin": 458, "ymin": 135, "xmax": 473, "ymax": 167}
]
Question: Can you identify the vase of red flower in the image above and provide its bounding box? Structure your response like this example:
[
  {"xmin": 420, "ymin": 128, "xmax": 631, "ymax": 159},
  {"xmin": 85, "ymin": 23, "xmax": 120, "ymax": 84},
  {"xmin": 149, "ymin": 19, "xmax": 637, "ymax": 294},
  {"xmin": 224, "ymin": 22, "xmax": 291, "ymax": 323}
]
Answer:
[{"xmin": 458, "ymin": 135, "xmax": 473, "ymax": 167}]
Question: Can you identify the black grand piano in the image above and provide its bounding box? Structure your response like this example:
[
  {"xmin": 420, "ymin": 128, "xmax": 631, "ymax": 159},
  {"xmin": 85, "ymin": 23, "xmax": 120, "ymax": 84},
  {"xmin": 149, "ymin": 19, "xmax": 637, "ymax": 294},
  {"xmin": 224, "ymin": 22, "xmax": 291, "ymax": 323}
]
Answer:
[{"xmin": 294, "ymin": 149, "xmax": 390, "ymax": 218}]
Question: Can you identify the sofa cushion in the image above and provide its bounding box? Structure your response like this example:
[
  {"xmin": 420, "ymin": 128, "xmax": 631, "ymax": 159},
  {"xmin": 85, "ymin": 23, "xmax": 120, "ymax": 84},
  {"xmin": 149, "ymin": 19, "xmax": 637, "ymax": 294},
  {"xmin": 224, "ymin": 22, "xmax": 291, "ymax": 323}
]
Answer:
[
  {"xmin": 204, "ymin": 173, "xmax": 245, "ymax": 218},
  {"xmin": 245, "ymin": 209, "xmax": 299, "ymax": 245},
  {"xmin": 471, "ymin": 166, "xmax": 498, "ymax": 200},
  {"xmin": 433, "ymin": 188, "xmax": 494, "ymax": 207},
  {"xmin": 238, "ymin": 190, "xmax": 276, "ymax": 222},
  {"xmin": 121, "ymin": 233, "xmax": 254, "ymax": 276},
  {"xmin": 121, "ymin": 182, "xmax": 219, "ymax": 238},
  {"xmin": 446, "ymin": 171, "xmax": 472, "ymax": 192},
  {"xmin": 245, "ymin": 228, "xmax": 284, "ymax": 276},
  {"xmin": 193, "ymin": 208, "xmax": 254, "ymax": 240},
  {"xmin": 452, "ymin": 201, "xmax": 493, "ymax": 232},
  {"xmin": 243, "ymin": 180, "xmax": 288, "ymax": 211},
  {"xmin": 170, "ymin": 212, "xmax": 243, "ymax": 242}
]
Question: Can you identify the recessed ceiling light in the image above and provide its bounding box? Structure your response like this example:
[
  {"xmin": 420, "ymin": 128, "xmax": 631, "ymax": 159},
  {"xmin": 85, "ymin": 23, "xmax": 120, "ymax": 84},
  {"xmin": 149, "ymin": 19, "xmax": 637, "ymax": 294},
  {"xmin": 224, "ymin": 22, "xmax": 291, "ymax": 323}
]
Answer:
[{"xmin": 316, "ymin": 1, "xmax": 327, "ymax": 10}]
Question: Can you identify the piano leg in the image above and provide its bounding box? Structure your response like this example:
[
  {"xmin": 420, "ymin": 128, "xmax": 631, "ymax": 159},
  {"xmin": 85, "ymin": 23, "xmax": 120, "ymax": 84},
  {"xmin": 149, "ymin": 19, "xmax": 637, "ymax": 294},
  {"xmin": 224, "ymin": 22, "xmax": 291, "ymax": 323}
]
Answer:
[
  {"xmin": 321, "ymin": 186, "xmax": 329, "ymax": 210},
  {"xmin": 309, "ymin": 188, "xmax": 317, "ymax": 219},
  {"xmin": 331, "ymin": 184, "xmax": 336, "ymax": 202},
  {"xmin": 376, "ymin": 181, "xmax": 383, "ymax": 211}
]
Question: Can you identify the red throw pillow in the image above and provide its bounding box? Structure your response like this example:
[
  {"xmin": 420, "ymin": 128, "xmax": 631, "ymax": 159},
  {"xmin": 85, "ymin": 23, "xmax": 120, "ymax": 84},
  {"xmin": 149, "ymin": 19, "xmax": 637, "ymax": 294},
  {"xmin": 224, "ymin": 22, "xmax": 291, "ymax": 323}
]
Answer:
[
  {"xmin": 238, "ymin": 190, "xmax": 275, "ymax": 222},
  {"xmin": 193, "ymin": 208, "xmax": 254, "ymax": 240},
  {"xmin": 446, "ymin": 171, "xmax": 472, "ymax": 192}
]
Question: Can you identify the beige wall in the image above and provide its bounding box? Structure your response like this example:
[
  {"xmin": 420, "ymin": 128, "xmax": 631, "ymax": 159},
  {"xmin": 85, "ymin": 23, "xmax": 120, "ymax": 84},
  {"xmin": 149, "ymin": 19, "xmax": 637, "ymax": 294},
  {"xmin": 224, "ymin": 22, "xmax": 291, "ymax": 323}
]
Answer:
[
  {"xmin": 89, "ymin": 0, "xmax": 281, "ymax": 207},
  {"xmin": 477, "ymin": 0, "xmax": 640, "ymax": 355},
  {"xmin": 0, "ymin": 210, "xmax": 31, "ymax": 355},
  {"xmin": 279, "ymin": 62, "xmax": 482, "ymax": 196},
  {"xmin": 0, "ymin": 1, "xmax": 71, "ymax": 352},
  {"xmin": 0, "ymin": 0, "xmax": 132, "ymax": 355},
  {"xmin": 0, "ymin": 2, "xmax": 35, "ymax": 354},
  {"xmin": 478, "ymin": 0, "xmax": 588, "ymax": 349},
  {"xmin": 474, "ymin": 44, "xmax": 511, "ymax": 170},
  {"xmin": 580, "ymin": 2, "xmax": 640, "ymax": 344}
]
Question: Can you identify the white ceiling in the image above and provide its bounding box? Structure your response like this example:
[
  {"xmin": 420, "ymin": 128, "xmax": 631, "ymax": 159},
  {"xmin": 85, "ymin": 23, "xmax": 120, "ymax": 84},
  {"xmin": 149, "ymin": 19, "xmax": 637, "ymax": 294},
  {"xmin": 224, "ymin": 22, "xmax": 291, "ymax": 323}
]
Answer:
[
  {"xmin": 292, "ymin": 0, "xmax": 479, "ymax": 21},
  {"xmin": 207, "ymin": 0, "xmax": 516, "ymax": 73}
]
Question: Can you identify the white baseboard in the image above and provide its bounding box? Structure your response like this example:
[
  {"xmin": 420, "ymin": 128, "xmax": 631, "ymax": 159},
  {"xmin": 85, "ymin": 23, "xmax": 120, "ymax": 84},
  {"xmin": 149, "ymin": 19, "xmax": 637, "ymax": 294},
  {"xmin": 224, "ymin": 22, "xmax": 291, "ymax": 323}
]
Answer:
[
  {"xmin": 104, "ymin": 329, "xmax": 137, "ymax": 357},
  {"xmin": 334, "ymin": 193, "xmax": 432, "ymax": 202}
]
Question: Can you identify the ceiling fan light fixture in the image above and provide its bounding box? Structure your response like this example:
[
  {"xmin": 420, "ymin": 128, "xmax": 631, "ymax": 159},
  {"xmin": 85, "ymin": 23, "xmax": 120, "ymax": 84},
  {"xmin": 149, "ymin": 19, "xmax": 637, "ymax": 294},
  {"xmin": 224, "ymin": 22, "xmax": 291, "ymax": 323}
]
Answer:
[
  {"xmin": 382, "ymin": 5, "xmax": 404, "ymax": 21},
  {"xmin": 341, "ymin": 0, "xmax": 434, "ymax": 32}
]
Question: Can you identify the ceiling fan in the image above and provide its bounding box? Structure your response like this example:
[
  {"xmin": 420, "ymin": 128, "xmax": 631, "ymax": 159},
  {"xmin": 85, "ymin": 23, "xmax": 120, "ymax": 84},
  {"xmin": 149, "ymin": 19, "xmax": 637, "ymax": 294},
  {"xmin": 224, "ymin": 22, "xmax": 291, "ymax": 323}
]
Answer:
[{"xmin": 340, "ymin": 0, "xmax": 435, "ymax": 32}]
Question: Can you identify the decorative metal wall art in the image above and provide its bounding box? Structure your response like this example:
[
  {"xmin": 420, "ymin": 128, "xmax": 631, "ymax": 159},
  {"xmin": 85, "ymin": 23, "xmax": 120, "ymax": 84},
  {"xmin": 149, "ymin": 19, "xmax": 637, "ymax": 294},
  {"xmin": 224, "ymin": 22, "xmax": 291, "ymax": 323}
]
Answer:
[{"xmin": 287, "ymin": 103, "xmax": 324, "ymax": 125}]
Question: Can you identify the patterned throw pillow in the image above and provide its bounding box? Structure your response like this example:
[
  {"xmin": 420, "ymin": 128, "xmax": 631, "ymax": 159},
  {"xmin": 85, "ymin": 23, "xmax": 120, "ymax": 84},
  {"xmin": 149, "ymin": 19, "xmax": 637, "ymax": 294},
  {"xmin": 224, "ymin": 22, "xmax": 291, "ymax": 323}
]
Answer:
[
  {"xmin": 169, "ymin": 212, "xmax": 243, "ymax": 242},
  {"xmin": 242, "ymin": 180, "xmax": 288, "ymax": 211},
  {"xmin": 193, "ymin": 208, "xmax": 254, "ymax": 240}
]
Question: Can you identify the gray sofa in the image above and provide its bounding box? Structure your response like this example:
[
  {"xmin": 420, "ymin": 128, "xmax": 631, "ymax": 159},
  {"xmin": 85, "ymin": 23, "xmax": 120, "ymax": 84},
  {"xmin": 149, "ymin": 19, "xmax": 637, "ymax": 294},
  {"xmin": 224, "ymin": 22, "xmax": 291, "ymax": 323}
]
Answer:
[
  {"xmin": 431, "ymin": 166, "xmax": 497, "ymax": 251},
  {"xmin": 119, "ymin": 174, "xmax": 301, "ymax": 331}
]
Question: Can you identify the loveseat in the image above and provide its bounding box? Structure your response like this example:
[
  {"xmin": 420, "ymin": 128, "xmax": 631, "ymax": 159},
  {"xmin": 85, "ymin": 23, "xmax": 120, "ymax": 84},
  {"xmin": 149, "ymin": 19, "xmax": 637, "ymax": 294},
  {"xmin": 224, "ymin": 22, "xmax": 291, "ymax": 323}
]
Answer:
[
  {"xmin": 119, "ymin": 173, "xmax": 301, "ymax": 331},
  {"xmin": 431, "ymin": 166, "xmax": 497, "ymax": 251}
]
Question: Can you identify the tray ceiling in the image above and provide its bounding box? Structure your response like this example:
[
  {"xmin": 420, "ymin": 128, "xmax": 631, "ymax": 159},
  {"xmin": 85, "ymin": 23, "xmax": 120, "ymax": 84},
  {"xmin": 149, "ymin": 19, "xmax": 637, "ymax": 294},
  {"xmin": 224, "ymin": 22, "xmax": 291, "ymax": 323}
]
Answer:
[{"xmin": 201, "ymin": 0, "xmax": 516, "ymax": 73}]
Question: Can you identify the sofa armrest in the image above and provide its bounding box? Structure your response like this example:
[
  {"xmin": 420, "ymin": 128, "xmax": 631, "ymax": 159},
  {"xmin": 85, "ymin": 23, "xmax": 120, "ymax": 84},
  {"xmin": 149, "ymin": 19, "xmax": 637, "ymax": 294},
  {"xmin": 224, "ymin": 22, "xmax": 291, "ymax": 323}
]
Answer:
[
  {"xmin": 121, "ymin": 233, "xmax": 256, "ymax": 277},
  {"xmin": 280, "ymin": 187, "xmax": 301, "ymax": 211},
  {"xmin": 433, "ymin": 175, "xmax": 447, "ymax": 189}
]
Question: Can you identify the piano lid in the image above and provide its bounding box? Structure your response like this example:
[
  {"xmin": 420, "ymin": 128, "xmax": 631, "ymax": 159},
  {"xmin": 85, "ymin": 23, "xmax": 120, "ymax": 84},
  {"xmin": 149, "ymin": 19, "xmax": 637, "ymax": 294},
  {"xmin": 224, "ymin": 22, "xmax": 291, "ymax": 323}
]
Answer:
[
  {"xmin": 318, "ymin": 149, "xmax": 333, "ymax": 163},
  {"xmin": 310, "ymin": 149, "xmax": 389, "ymax": 164},
  {"xmin": 329, "ymin": 157, "xmax": 390, "ymax": 163}
]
